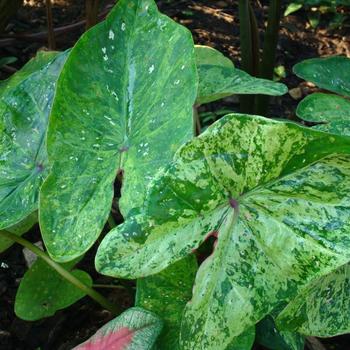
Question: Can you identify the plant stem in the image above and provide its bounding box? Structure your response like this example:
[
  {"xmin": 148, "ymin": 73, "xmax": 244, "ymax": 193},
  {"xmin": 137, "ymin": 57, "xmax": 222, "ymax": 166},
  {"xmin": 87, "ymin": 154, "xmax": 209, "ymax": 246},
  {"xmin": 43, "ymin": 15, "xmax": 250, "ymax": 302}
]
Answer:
[
  {"xmin": 85, "ymin": 0, "xmax": 100, "ymax": 30},
  {"xmin": 0, "ymin": 230, "xmax": 119, "ymax": 315},
  {"xmin": 255, "ymin": 0, "xmax": 282, "ymax": 115},
  {"xmin": 45, "ymin": 0, "xmax": 56, "ymax": 50},
  {"xmin": 193, "ymin": 105, "xmax": 201, "ymax": 136},
  {"xmin": 93, "ymin": 284, "xmax": 126, "ymax": 290},
  {"xmin": 238, "ymin": 0, "xmax": 260, "ymax": 113},
  {"xmin": 108, "ymin": 213, "xmax": 117, "ymax": 229}
]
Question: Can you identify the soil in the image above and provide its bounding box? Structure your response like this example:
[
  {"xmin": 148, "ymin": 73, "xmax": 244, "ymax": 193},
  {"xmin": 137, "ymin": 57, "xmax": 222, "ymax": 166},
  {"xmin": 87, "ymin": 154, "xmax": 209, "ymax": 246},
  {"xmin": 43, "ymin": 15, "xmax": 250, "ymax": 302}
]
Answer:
[{"xmin": 0, "ymin": 1, "xmax": 350, "ymax": 349}]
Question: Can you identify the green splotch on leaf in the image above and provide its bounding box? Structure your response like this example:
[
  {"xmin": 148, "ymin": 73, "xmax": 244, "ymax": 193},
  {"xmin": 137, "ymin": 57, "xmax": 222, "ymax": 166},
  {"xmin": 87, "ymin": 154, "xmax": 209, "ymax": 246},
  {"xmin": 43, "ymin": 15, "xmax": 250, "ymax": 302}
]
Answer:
[
  {"xmin": 297, "ymin": 92, "xmax": 350, "ymax": 136},
  {"xmin": 276, "ymin": 263, "xmax": 350, "ymax": 337},
  {"xmin": 294, "ymin": 56, "xmax": 350, "ymax": 97},
  {"xmin": 0, "ymin": 51, "xmax": 67, "ymax": 231},
  {"xmin": 15, "ymin": 258, "xmax": 92, "ymax": 321},
  {"xmin": 136, "ymin": 255, "xmax": 197, "ymax": 350},
  {"xmin": 96, "ymin": 114, "xmax": 350, "ymax": 349},
  {"xmin": 39, "ymin": 0, "xmax": 197, "ymax": 262},
  {"xmin": 195, "ymin": 45, "xmax": 287, "ymax": 105}
]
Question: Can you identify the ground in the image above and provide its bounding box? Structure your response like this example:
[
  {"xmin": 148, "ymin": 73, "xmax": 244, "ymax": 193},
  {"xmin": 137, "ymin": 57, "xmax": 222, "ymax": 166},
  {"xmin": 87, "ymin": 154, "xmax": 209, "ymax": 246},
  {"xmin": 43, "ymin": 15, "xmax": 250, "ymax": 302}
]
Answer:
[{"xmin": 0, "ymin": 1, "xmax": 349, "ymax": 349}]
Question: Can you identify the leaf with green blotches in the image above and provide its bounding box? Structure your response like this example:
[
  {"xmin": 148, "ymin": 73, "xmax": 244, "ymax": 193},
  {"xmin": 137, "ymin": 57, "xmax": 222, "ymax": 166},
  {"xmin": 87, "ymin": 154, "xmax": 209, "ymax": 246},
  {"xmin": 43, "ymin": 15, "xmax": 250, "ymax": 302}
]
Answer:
[
  {"xmin": 74, "ymin": 307, "xmax": 162, "ymax": 350},
  {"xmin": 195, "ymin": 45, "xmax": 287, "ymax": 105},
  {"xmin": 39, "ymin": 0, "xmax": 197, "ymax": 263},
  {"xmin": 96, "ymin": 114, "xmax": 350, "ymax": 349},
  {"xmin": 297, "ymin": 93, "xmax": 350, "ymax": 136},
  {"xmin": 136, "ymin": 255, "xmax": 197, "ymax": 350},
  {"xmin": 256, "ymin": 315, "xmax": 304, "ymax": 350},
  {"xmin": 0, "ymin": 211, "xmax": 37, "ymax": 253},
  {"xmin": 294, "ymin": 56, "xmax": 350, "ymax": 97},
  {"xmin": 276, "ymin": 263, "xmax": 350, "ymax": 337},
  {"xmin": 226, "ymin": 327, "xmax": 255, "ymax": 350},
  {"xmin": 0, "ymin": 50, "xmax": 68, "ymax": 231},
  {"xmin": 15, "ymin": 258, "xmax": 92, "ymax": 321}
]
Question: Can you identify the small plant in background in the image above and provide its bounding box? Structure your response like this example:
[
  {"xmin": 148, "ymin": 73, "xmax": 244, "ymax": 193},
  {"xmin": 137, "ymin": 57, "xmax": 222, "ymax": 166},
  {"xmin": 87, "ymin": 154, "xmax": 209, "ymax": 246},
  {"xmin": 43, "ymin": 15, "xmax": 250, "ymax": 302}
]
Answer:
[
  {"xmin": 285, "ymin": 0, "xmax": 350, "ymax": 28},
  {"xmin": 0, "ymin": 0, "xmax": 350, "ymax": 349}
]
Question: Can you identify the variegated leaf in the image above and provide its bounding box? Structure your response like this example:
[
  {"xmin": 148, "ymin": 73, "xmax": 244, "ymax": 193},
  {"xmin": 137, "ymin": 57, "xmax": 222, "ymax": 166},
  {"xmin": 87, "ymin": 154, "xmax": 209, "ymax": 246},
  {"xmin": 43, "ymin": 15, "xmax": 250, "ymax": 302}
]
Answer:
[
  {"xmin": 74, "ymin": 307, "xmax": 162, "ymax": 350},
  {"xmin": 293, "ymin": 56, "xmax": 350, "ymax": 97},
  {"xmin": 96, "ymin": 114, "xmax": 350, "ymax": 349},
  {"xmin": 297, "ymin": 93, "xmax": 350, "ymax": 136},
  {"xmin": 195, "ymin": 45, "xmax": 287, "ymax": 105},
  {"xmin": 276, "ymin": 263, "xmax": 350, "ymax": 337},
  {"xmin": 0, "ymin": 51, "xmax": 68, "ymax": 230},
  {"xmin": 39, "ymin": 0, "xmax": 197, "ymax": 262},
  {"xmin": 136, "ymin": 255, "xmax": 197, "ymax": 350}
]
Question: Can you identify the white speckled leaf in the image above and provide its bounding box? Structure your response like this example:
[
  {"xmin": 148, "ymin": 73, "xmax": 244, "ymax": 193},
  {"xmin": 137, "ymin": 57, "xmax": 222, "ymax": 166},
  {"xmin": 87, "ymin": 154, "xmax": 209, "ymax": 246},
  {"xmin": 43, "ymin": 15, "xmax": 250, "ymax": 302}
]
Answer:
[
  {"xmin": 15, "ymin": 258, "xmax": 92, "ymax": 321},
  {"xmin": 293, "ymin": 56, "xmax": 350, "ymax": 97},
  {"xmin": 39, "ymin": 0, "xmax": 197, "ymax": 262},
  {"xmin": 96, "ymin": 114, "xmax": 350, "ymax": 349},
  {"xmin": 0, "ymin": 51, "xmax": 67, "ymax": 231},
  {"xmin": 297, "ymin": 93, "xmax": 350, "ymax": 136},
  {"xmin": 276, "ymin": 263, "xmax": 350, "ymax": 337},
  {"xmin": 195, "ymin": 45, "xmax": 287, "ymax": 105}
]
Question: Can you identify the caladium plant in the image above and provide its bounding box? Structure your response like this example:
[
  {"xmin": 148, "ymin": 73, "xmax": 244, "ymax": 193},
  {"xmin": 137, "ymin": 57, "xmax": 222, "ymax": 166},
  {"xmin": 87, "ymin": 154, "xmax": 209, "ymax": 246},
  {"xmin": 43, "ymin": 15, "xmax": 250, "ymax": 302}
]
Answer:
[{"xmin": 1, "ymin": 0, "xmax": 350, "ymax": 349}]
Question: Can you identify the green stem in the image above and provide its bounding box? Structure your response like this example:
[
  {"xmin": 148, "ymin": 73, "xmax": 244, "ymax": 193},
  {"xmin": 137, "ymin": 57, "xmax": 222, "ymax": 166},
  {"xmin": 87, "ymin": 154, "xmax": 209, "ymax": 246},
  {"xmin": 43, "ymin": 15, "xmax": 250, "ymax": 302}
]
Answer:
[
  {"xmin": 255, "ymin": 0, "xmax": 282, "ymax": 115},
  {"xmin": 93, "ymin": 284, "xmax": 126, "ymax": 290},
  {"xmin": 193, "ymin": 105, "xmax": 201, "ymax": 136},
  {"xmin": 238, "ymin": 0, "xmax": 260, "ymax": 113},
  {"xmin": 108, "ymin": 213, "xmax": 117, "ymax": 229},
  {"xmin": 0, "ymin": 230, "xmax": 119, "ymax": 315}
]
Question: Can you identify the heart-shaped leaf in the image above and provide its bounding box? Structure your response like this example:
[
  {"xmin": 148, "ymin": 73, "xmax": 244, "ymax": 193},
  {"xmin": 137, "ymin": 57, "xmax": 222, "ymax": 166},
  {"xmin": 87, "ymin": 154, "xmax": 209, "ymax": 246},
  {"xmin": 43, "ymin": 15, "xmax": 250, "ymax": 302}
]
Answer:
[
  {"xmin": 15, "ymin": 257, "xmax": 92, "ymax": 321},
  {"xmin": 74, "ymin": 307, "xmax": 162, "ymax": 350},
  {"xmin": 0, "ymin": 211, "xmax": 37, "ymax": 253},
  {"xmin": 39, "ymin": 0, "xmax": 197, "ymax": 262},
  {"xmin": 195, "ymin": 45, "xmax": 287, "ymax": 105},
  {"xmin": 96, "ymin": 114, "xmax": 350, "ymax": 349},
  {"xmin": 0, "ymin": 50, "xmax": 68, "ymax": 231},
  {"xmin": 297, "ymin": 93, "xmax": 350, "ymax": 136},
  {"xmin": 136, "ymin": 255, "xmax": 197, "ymax": 350},
  {"xmin": 276, "ymin": 263, "xmax": 350, "ymax": 337},
  {"xmin": 256, "ymin": 316, "xmax": 304, "ymax": 350},
  {"xmin": 293, "ymin": 56, "xmax": 350, "ymax": 97}
]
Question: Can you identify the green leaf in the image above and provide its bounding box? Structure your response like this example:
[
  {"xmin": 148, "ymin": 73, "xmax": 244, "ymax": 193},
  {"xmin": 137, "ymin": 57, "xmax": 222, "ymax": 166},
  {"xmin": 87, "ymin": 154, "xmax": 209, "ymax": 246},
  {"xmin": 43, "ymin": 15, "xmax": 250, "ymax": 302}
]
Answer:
[
  {"xmin": 15, "ymin": 258, "xmax": 92, "ymax": 321},
  {"xmin": 293, "ymin": 56, "xmax": 350, "ymax": 97},
  {"xmin": 39, "ymin": 0, "xmax": 197, "ymax": 262},
  {"xmin": 0, "ymin": 211, "xmax": 37, "ymax": 253},
  {"xmin": 0, "ymin": 51, "xmax": 68, "ymax": 230},
  {"xmin": 96, "ymin": 114, "xmax": 350, "ymax": 349},
  {"xmin": 284, "ymin": 3, "xmax": 303, "ymax": 16},
  {"xmin": 226, "ymin": 327, "xmax": 255, "ymax": 350},
  {"xmin": 256, "ymin": 315, "xmax": 304, "ymax": 350},
  {"xmin": 136, "ymin": 255, "xmax": 197, "ymax": 350},
  {"xmin": 195, "ymin": 45, "xmax": 287, "ymax": 105},
  {"xmin": 74, "ymin": 307, "xmax": 163, "ymax": 350},
  {"xmin": 276, "ymin": 263, "xmax": 350, "ymax": 336},
  {"xmin": 297, "ymin": 93, "xmax": 350, "ymax": 136}
]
